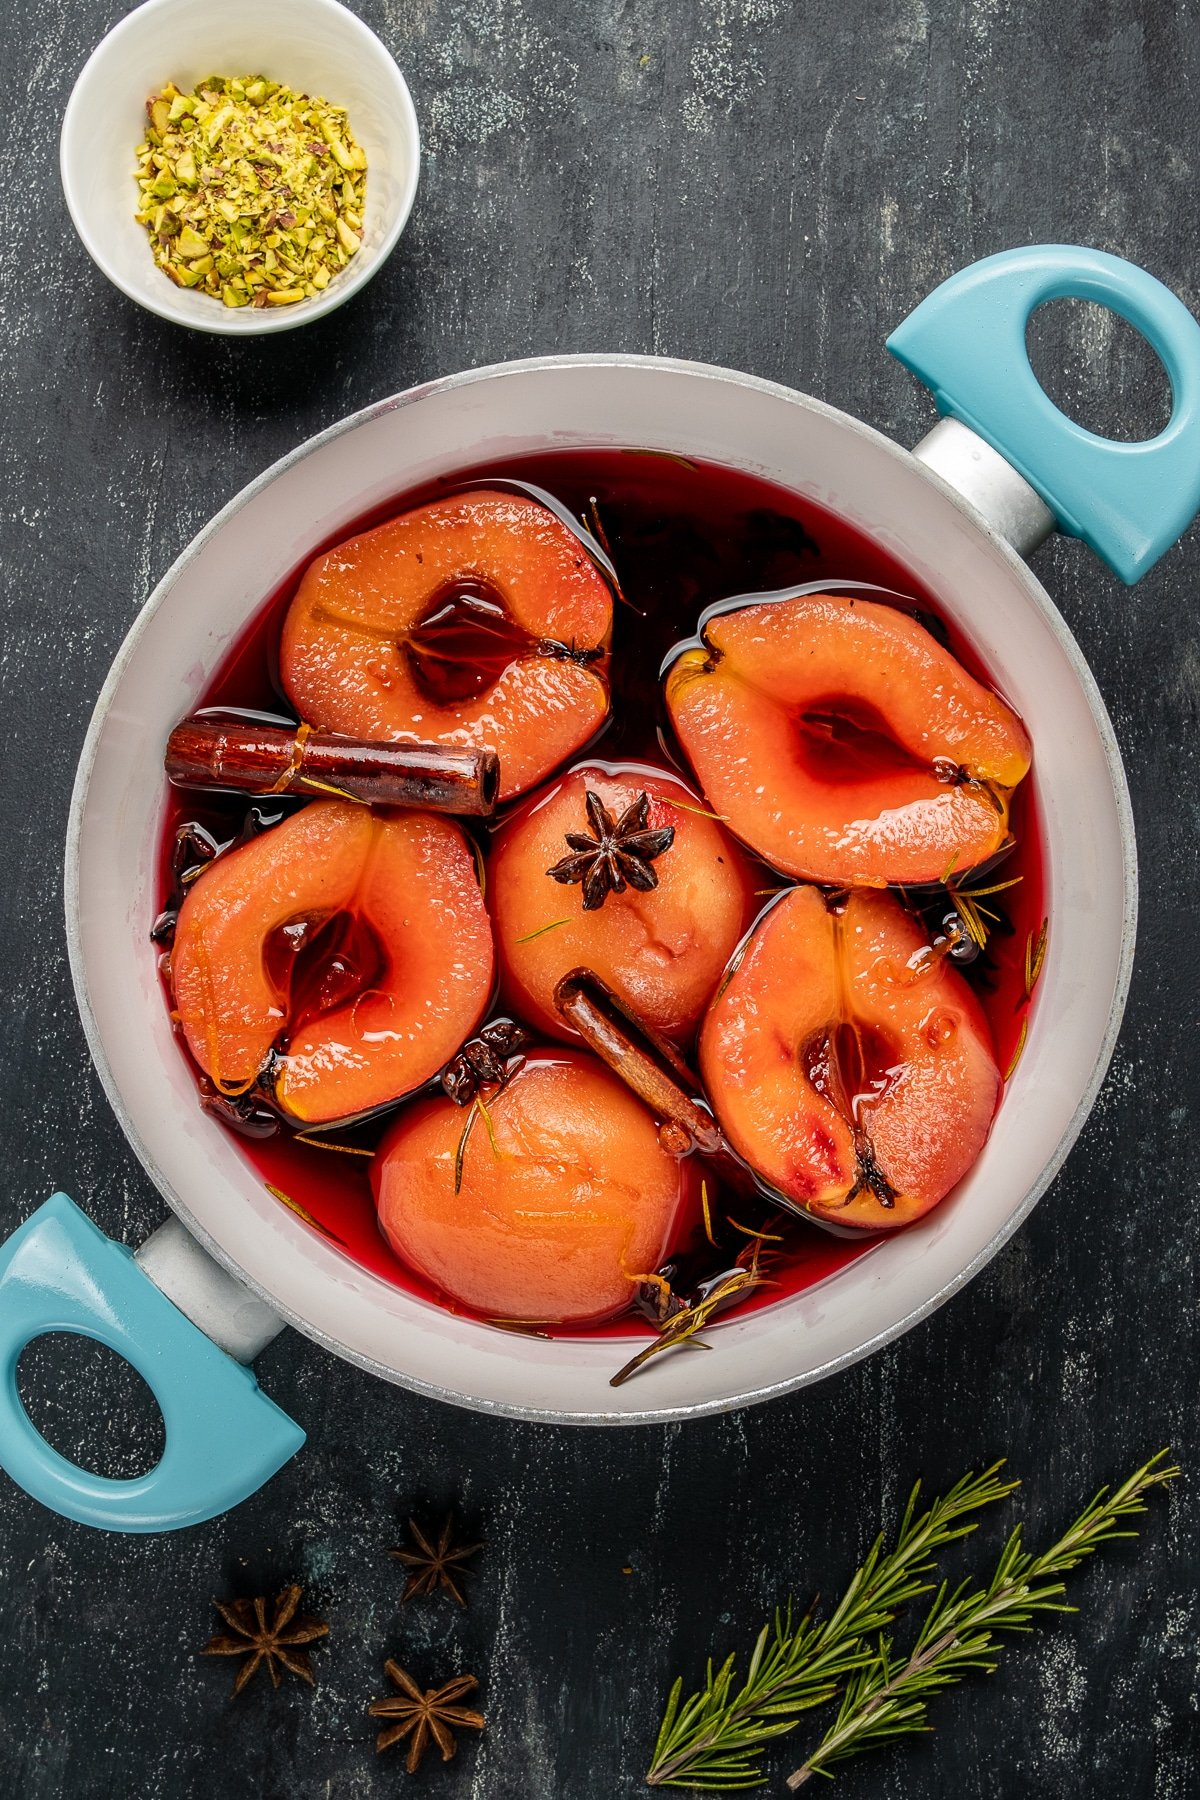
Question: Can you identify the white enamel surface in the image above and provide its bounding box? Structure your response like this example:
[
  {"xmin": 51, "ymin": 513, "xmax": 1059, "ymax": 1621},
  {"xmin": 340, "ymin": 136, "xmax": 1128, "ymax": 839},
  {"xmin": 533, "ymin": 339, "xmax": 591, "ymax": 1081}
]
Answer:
[
  {"xmin": 66, "ymin": 358, "xmax": 1135, "ymax": 1423},
  {"xmin": 60, "ymin": 0, "xmax": 420, "ymax": 335}
]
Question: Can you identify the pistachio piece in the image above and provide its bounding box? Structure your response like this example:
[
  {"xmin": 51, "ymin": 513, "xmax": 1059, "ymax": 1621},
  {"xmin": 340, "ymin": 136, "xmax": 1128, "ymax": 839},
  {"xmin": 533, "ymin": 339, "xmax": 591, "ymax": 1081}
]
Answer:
[
  {"xmin": 176, "ymin": 224, "xmax": 211, "ymax": 260},
  {"xmin": 134, "ymin": 74, "xmax": 367, "ymax": 308}
]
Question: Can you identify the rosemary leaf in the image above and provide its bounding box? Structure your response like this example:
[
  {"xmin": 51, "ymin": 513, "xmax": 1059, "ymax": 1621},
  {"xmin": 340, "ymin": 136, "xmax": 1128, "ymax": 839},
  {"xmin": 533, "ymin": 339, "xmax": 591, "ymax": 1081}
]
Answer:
[
  {"xmin": 644, "ymin": 1464, "xmax": 1017, "ymax": 1788},
  {"xmin": 785, "ymin": 1450, "xmax": 1179, "ymax": 1789}
]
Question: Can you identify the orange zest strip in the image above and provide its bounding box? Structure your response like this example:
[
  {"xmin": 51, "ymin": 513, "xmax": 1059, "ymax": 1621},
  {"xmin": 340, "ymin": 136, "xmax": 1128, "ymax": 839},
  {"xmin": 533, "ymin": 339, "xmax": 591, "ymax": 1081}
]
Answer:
[
  {"xmin": 266, "ymin": 721, "xmax": 313, "ymax": 795},
  {"xmin": 212, "ymin": 1072, "xmax": 263, "ymax": 1098}
]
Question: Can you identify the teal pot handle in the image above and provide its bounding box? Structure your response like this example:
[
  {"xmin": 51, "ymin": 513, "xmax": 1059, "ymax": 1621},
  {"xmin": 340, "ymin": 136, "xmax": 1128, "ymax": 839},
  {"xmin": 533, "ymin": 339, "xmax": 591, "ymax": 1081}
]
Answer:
[
  {"xmin": 887, "ymin": 244, "xmax": 1200, "ymax": 584},
  {"xmin": 0, "ymin": 1193, "xmax": 304, "ymax": 1531}
]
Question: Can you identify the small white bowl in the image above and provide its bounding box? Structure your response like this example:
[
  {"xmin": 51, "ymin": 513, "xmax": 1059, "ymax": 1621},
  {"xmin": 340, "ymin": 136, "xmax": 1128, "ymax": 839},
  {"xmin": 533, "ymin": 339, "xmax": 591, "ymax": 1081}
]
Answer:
[{"xmin": 60, "ymin": 0, "xmax": 420, "ymax": 335}]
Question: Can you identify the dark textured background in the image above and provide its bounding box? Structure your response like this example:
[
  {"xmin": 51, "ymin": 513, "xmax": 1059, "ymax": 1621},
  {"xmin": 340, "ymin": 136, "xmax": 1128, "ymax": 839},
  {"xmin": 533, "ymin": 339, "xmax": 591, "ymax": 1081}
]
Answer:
[{"xmin": 1, "ymin": 1, "xmax": 1198, "ymax": 1795}]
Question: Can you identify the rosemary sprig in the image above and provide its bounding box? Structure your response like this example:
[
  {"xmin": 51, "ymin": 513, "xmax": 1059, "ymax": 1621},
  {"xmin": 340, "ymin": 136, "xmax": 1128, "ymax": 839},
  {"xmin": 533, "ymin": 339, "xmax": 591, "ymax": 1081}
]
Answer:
[
  {"xmin": 1023, "ymin": 917, "xmax": 1049, "ymax": 1001},
  {"xmin": 514, "ymin": 918, "xmax": 570, "ymax": 944},
  {"xmin": 611, "ymin": 1263, "xmax": 767, "ymax": 1390},
  {"xmin": 785, "ymin": 1450, "xmax": 1178, "ymax": 1787},
  {"xmin": 1003, "ymin": 1015, "xmax": 1029, "ymax": 1081},
  {"xmin": 453, "ymin": 1093, "xmax": 503, "ymax": 1193},
  {"xmin": 265, "ymin": 1183, "xmax": 345, "ymax": 1245},
  {"xmin": 669, "ymin": 799, "xmax": 731, "ymax": 822},
  {"xmin": 945, "ymin": 871, "xmax": 1022, "ymax": 953},
  {"xmin": 644, "ymin": 1464, "xmax": 1017, "ymax": 1787}
]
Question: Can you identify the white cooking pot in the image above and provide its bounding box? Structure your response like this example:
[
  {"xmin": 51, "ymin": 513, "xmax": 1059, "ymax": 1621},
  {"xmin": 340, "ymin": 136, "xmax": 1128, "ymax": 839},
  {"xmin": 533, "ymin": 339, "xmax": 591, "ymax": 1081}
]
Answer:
[{"xmin": 3, "ymin": 245, "xmax": 1198, "ymax": 1532}]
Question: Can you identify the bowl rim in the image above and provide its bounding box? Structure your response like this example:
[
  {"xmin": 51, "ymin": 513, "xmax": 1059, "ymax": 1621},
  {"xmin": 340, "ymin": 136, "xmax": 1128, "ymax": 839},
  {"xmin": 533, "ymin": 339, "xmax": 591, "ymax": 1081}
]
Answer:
[
  {"xmin": 64, "ymin": 352, "xmax": 1138, "ymax": 1423},
  {"xmin": 58, "ymin": 0, "xmax": 421, "ymax": 336}
]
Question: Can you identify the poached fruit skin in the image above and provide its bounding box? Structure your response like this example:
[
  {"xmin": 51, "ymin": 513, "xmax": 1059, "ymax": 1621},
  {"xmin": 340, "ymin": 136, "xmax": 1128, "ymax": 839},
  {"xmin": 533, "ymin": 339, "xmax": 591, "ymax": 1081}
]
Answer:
[
  {"xmin": 279, "ymin": 490, "xmax": 613, "ymax": 801},
  {"xmin": 699, "ymin": 885, "xmax": 1001, "ymax": 1229},
  {"xmin": 665, "ymin": 592, "xmax": 1032, "ymax": 885},
  {"xmin": 372, "ymin": 1050, "xmax": 695, "ymax": 1323},
  {"xmin": 170, "ymin": 799, "xmax": 494, "ymax": 1126},
  {"xmin": 490, "ymin": 762, "xmax": 759, "ymax": 1045}
]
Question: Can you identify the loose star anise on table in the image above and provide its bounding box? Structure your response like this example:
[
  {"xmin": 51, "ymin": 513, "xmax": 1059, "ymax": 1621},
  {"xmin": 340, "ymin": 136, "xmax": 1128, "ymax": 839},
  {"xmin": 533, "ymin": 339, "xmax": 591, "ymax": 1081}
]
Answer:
[
  {"xmin": 546, "ymin": 789, "xmax": 675, "ymax": 910},
  {"xmin": 200, "ymin": 1583, "xmax": 329, "ymax": 1696},
  {"xmin": 441, "ymin": 1019, "xmax": 529, "ymax": 1105},
  {"xmin": 390, "ymin": 1514, "xmax": 483, "ymax": 1606},
  {"xmin": 368, "ymin": 1662, "xmax": 485, "ymax": 1771}
]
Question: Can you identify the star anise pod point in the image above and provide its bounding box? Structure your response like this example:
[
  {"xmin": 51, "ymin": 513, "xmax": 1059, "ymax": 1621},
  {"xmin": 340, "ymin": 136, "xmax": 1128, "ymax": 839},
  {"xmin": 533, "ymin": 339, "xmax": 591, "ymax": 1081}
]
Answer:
[{"xmin": 546, "ymin": 788, "xmax": 675, "ymax": 911}]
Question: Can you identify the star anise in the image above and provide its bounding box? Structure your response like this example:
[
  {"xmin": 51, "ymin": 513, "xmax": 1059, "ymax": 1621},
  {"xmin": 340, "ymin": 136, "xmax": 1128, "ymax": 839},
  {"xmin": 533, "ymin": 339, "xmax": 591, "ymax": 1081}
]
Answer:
[
  {"xmin": 441, "ymin": 1020, "xmax": 528, "ymax": 1105},
  {"xmin": 200, "ymin": 1584, "xmax": 329, "ymax": 1696},
  {"xmin": 390, "ymin": 1514, "xmax": 483, "ymax": 1606},
  {"xmin": 546, "ymin": 789, "xmax": 675, "ymax": 910},
  {"xmin": 368, "ymin": 1663, "xmax": 485, "ymax": 1770}
]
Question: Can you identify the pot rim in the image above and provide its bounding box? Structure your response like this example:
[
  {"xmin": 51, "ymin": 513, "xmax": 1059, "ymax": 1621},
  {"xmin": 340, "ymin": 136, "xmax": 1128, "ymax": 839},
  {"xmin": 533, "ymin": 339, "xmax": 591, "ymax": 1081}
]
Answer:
[{"xmin": 64, "ymin": 352, "xmax": 1138, "ymax": 1424}]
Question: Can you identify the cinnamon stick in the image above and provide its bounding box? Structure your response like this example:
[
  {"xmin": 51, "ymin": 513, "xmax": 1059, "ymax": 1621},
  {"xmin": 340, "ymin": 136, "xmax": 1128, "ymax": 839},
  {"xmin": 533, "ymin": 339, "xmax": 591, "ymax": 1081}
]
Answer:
[
  {"xmin": 165, "ymin": 717, "xmax": 500, "ymax": 816},
  {"xmin": 553, "ymin": 968, "xmax": 725, "ymax": 1156}
]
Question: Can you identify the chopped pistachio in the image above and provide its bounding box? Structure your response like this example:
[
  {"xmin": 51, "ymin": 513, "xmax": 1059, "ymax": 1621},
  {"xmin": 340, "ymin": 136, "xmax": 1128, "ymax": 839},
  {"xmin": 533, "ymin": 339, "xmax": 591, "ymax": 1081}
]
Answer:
[
  {"xmin": 176, "ymin": 224, "xmax": 211, "ymax": 260},
  {"xmin": 134, "ymin": 73, "xmax": 367, "ymax": 308}
]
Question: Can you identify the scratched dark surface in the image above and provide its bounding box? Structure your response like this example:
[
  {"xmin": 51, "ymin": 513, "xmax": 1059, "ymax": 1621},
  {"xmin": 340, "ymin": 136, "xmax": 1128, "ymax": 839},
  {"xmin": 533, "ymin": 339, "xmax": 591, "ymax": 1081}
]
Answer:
[{"xmin": 1, "ymin": 1, "xmax": 1198, "ymax": 1796}]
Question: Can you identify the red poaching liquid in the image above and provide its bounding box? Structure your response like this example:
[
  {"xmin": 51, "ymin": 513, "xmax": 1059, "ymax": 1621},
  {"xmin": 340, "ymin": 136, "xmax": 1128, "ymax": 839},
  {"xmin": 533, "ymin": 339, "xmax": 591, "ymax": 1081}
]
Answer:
[{"xmin": 156, "ymin": 448, "xmax": 1047, "ymax": 1340}]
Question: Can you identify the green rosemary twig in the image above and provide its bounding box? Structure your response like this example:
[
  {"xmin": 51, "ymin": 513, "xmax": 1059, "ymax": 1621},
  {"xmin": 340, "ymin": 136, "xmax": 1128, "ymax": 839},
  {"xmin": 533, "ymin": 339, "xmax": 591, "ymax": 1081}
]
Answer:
[
  {"xmin": 644, "ymin": 1464, "xmax": 1018, "ymax": 1788},
  {"xmin": 785, "ymin": 1449, "xmax": 1178, "ymax": 1787}
]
